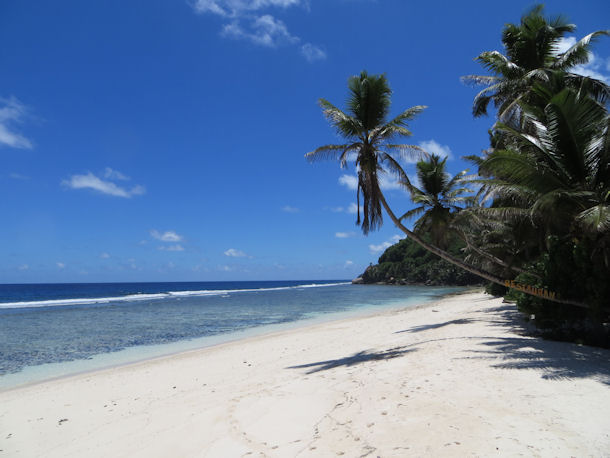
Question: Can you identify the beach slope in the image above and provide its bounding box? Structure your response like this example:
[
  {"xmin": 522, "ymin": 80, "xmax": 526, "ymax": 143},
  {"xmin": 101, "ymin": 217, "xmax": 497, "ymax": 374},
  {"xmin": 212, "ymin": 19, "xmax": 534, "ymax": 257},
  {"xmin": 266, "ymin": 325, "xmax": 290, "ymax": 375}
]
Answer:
[{"xmin": 1, "ymin": 292, "xmax": 609, "ymax": 456}]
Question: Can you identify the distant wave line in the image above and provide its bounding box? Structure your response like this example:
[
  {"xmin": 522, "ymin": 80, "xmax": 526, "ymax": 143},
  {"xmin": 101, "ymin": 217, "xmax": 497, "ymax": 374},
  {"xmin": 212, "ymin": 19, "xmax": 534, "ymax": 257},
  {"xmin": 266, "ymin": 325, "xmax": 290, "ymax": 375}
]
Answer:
[{"xmin": 0, "ymin": 282, "xmax": 351, "ymax": 310}]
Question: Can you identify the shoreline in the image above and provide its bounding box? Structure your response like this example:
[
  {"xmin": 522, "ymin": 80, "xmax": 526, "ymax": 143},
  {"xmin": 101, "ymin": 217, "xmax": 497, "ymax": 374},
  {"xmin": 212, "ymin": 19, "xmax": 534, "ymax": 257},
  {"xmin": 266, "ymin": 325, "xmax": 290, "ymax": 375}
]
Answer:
[
  {"xmin": 0, "ymin": 286, "xmax": 471, "ymax": 392},
  {"xmin": 1, "ymin": 291, "xmax": 609, "ymax": 456}
]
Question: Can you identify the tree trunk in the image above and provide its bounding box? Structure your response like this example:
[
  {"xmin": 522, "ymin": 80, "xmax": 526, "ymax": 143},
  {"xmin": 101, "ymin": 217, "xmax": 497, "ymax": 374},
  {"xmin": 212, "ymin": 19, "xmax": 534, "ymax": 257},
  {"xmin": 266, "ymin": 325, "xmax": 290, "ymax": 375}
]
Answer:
[
  {"xmin": 378, "ymin": 192, "xmax": 590, "ymax": 310},
  {"xmin": 453, "ymin": 229, "xmax": 541, "ymax": 280}
]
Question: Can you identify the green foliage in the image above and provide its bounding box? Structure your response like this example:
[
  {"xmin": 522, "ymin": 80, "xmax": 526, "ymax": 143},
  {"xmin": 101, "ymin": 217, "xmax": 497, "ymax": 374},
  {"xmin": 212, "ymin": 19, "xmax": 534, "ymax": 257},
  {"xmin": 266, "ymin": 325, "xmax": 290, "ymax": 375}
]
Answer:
[
  {"xmin": 485, "ymin": 282, "xmax": 507, "ymax": 297},
  {"xmin": 401, "ymin": 154, "xmax": 474, "ymax": 249},
  {"xmin": 457, "ymin": 3, "xmax": 610, "ymax": 345},
  {"xmin": 309, "ymin": 6, "xmax": 609, "ymax": 348},
  {"xmin": 360, "ymin": 237, "xmax": 483, "ymax": 286},
  {"xmin": 511, "ymin": 237, "xmax": 610, "ymax": 346},
  {"xmin": 462, "ymin": 4, "xmax": 609, "ymax": 120},
  {"xmin": 307, "ymin": 71, "xmax": 426, "ymax": 234}
]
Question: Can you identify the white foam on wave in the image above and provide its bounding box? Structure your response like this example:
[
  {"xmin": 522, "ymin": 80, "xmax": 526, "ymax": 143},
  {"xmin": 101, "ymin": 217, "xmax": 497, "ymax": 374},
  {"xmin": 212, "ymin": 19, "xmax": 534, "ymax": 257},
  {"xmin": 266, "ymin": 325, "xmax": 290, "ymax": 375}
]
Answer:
[
  {"xmin": 0, "ymin": 293, "xmax": 168, "ymax": 309},
  {"xmin": 0, "ymin": 282, "xmax": 352, "ymax": 310}
]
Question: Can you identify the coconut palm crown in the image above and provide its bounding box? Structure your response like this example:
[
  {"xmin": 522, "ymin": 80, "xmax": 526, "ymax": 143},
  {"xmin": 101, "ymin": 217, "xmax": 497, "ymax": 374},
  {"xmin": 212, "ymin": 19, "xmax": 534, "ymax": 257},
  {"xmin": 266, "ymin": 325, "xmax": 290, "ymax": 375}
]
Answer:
[
  {"xmin": 308, "ymin": 70, "xmax": 590, "ymax": 309},
  {"xmin": 399, "ymin": 154, "xmax": 474, "ymax": 249},
  {"xmin": 306, "ymin": 71, "xmax": 426, "ymax": 234},
  {"xmin": 471, "ymin": 83, "xmax": 610, "ymax": 237},
  {"xmin": 462, "ymin": 4, "xmax": 609, "ymax": 120}
]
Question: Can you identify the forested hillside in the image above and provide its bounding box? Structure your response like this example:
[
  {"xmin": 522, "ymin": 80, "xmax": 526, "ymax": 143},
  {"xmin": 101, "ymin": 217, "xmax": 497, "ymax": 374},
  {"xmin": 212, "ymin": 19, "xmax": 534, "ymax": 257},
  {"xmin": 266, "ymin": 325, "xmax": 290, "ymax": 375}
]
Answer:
[{"xmin": 359, "ymin": 237, "xmax": 483, "ymax": 286}]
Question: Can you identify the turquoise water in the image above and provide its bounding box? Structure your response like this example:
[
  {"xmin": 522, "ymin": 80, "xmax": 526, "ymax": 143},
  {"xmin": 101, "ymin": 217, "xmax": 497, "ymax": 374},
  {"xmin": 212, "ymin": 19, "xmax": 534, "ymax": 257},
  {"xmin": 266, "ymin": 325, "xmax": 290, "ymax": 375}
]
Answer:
[{"xmin": 0, "ymin": 281, "xmax": 464, "ymax": 388}]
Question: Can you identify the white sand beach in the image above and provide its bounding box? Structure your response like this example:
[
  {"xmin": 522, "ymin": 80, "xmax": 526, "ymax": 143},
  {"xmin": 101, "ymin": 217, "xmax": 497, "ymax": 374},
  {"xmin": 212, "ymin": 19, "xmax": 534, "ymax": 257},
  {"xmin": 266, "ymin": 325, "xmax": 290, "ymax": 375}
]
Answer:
[{"xmin": 1, "ymin": 291, "xmax": 609, "ymax": 457}]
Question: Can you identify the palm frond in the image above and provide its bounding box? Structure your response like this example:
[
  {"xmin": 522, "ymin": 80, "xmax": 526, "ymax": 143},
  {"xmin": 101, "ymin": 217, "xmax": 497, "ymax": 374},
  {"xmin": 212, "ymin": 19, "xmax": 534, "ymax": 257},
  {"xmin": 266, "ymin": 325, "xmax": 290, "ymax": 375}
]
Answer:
[
  {"xmin": 398, "ymin": 205, "xmax": 426, "ymax": 222},
  {"xmin": 305, "ymin": 144, "xmax": 352, "ymax": 162},
  {"xmin": 460, "ymin": 75, "xmax": 500, "ymax": 87},
  {"xmin": 348, "ymin": 71, "xmax": 391, "ymax": 131},
  {"xmin": 553, "ymin": 30, "xmax": 610, "ymax": 69},
  {"xmin": 318, "ymin": 99, "xmax": 362, "ymax": 138},
  {"xmin": 475, "ymin": 51, "xmax": 523, "ymax": 78},
  {"xmin": 384, "ymin": 144, "xmax": 426, "ymax": 163},
  {"xmin": 377, "ymin": 152, "xmax": 409, "ymax": 184},
  {"xmin": 575, "ymin": 203, "xmax": 610, "ymax": 232}
]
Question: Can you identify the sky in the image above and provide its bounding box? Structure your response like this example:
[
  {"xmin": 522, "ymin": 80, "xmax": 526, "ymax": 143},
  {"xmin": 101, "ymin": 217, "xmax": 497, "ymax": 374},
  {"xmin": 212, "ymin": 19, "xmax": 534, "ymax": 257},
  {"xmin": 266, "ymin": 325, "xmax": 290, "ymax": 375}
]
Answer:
[{"xmin": 1, "ymin": 0, "xmax": 609, "ymax": 283}]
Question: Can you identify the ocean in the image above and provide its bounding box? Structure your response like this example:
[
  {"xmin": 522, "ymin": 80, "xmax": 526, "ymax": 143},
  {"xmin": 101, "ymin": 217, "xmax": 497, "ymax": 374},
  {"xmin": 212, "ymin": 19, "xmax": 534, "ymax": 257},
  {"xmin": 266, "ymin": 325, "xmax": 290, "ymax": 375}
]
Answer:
[{"xmin": 0, "ymin": 281, "xmax": 464, "ymax": 388}]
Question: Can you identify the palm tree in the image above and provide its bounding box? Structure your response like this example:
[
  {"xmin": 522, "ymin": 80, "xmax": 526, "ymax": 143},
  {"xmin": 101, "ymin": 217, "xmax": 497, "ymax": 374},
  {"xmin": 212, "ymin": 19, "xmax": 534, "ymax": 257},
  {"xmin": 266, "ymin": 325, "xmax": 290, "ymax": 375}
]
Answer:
[
  {"xmin": 462, "ymin": 4, "xmax": 609, "ymax": 121},
  {"xmin": 473, "ymin": 85, "xmax": 610, "ymax": 238},
  {"xmin": 306, "ymin": 71, "xmax": 426, "ymax": 234},
  {"xmin": 469, "ymin": 84, "xmax": 610, "ymax": 311},
  {"xmin": 402, "ymin": 154, "xmax": 536, "ymax": 277},
  {"xmin": 307, "ymin": 70, "xmax": 588, "ymax": 308},
  {"xmin": 399, "ymin": 154, "xmax": 474, "ymax": 249}
]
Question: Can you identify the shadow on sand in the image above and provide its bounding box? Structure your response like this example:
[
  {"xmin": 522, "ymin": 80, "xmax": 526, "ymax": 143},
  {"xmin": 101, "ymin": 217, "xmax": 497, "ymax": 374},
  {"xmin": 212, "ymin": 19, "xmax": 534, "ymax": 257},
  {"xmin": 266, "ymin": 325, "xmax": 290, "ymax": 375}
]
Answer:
[
  {"xmin": 462, "ymin": 336, "xmax": 610, "ymax": 385},
  {"xmin": 289, "ymin": 301, "xmax": 610, "ymax": 384},
  {"xmin": 395, "ymin": 318, "xmax": 474, "ymax": 334},
  {"xmin": 458, "ymin": 303, "xmax": 610, "ymax": 385},
  {"xmin": 286, "ymin": 346, "xmax": 417, "ymax": 374}
]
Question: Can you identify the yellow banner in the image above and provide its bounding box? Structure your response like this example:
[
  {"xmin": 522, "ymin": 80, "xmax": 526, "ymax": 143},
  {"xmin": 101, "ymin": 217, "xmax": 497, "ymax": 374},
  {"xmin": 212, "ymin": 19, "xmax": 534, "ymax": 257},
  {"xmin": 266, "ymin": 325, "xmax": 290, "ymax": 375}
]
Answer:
[{"xmin": 504, "ymin": 280, "xmax": 557, "ymax": 300}]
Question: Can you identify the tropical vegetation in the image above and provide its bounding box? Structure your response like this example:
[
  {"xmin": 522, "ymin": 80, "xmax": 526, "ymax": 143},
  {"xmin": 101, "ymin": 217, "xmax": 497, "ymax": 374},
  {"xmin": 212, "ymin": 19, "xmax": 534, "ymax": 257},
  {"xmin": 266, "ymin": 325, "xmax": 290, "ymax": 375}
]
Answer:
[
  {"xmin": 308, "ymin": 5, "xmax": 610, "ymax": 346},
  {"xmin": 360, "ymin": 236, "xmax": 483, "ymax": 286}
]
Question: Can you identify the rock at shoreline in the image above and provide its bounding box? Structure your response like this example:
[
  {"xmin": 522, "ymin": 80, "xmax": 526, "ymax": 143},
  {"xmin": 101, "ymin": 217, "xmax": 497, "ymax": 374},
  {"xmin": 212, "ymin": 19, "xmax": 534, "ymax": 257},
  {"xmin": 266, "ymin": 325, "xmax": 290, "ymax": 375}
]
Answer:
[{"xmin": 351, "ymin": 277, "xmax": 364, "ymax": 284}]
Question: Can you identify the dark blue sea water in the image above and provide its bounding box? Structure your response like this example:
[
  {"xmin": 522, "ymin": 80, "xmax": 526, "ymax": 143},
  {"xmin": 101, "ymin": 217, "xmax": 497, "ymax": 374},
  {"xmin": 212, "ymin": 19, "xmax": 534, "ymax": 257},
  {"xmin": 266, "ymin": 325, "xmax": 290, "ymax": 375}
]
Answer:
[{"xmin": 0, "ymin": 281, "xmax": 464, "ymax": 388}]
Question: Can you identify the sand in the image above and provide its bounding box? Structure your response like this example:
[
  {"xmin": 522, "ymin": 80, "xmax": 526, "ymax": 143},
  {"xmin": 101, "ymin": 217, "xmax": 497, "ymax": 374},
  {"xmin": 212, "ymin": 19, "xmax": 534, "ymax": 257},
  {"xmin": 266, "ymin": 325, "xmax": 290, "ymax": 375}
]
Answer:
[{"xmin": 1, "ymin": 291, "xmax": 609, "ymax": 457}]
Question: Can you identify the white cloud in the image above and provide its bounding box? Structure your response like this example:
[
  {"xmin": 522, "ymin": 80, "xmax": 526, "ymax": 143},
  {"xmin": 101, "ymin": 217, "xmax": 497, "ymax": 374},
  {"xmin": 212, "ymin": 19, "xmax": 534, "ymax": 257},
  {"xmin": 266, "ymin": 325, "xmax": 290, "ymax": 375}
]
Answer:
[
  {"xmin": 100, "ymin": 252, "xmax": 110, "ymax": 259},
  {"xmin": 192, "ymin": 0, "xmax": 323, "ymax": 62},
  {"xmin": 369, "ymin": 241, "xmax": 392, "ymax": 253},
  {"xmin": 556, "ymin": 36, "xmax": 577, "ymax": 54},
  {"xmin": 339, "ymin": 174, "xmax": 358, "ymax": 190},
  {"xmin": 335, "ymin": 231, "xmax": 356, "ymax": 238},
  {"xmin": 369, "ymin": 234, "xmax": 403, "ymax": 254},
  {"xmin": 419, "ymin": 139, "xmax": 452, "ymax": 160},
  {"xmin": 556, "ymin": 37, "xmax": 609, "ymax": 83},
  {"xmin": 328, "ymin": 202, "xmax": 358, "ymax": 214},
  {"xmin": 192, "ymin": 0, "xmax": 302, "ymax": 17},
  {"xmin": 339, "ymin": 173, "xmax": 402, "ymax": 192},
  {"xmin": 150, "ymin": 230, "xmax": 183, "ymax": 242},
  {"xmin": 224, "ymin": 248, "xmax": 248, "ymax": 257},
  {"xmin": 282, "ymin": 205, "xmax": 299, "ymax": 213},
  {"xmin": 379, "ymin": 174, "xmax": 403, "ymax": 191},
  {"xmin": 344, "ymin": 260, "xmax": 354, "ymax": 268},
  {"xmin": 18, "ymin": 264, "xmax": 29, "ymax": 271},
  {"xmin": 62, "ymin": 171, "xmax": 145, "ymax": 198},
  {"xmin": 301, "ymin": 43, "xmax": 326, "ymax": 62},
  {"xmin": 222, "ymin": 14, "xmax": 298, "ymax": 47},
  {"xmin": 159, "ymin": 244, "xmax": 185, "ymax": 252},
  {"xmin": 103, "ymin": 167, "xmax": 129, "ymax": 181},
  {"xmin": 56, "ymin": 262, "xmax": 65, "ymax": 269},
  {"xmin": 0, "ymin": 97, "xmax": 32, "ymax": 149},
  {"xmin": 9, "ymin": 172, "xmax": 29, "ymax": 180}
]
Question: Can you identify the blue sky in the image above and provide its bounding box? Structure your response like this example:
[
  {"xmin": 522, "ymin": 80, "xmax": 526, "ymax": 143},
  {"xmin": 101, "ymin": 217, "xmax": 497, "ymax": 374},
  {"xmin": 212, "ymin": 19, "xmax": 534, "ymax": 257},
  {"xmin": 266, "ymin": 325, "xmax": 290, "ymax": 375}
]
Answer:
[{"xmin": 1, "ymin": 0, "xmax": 609, "ymax": 283}]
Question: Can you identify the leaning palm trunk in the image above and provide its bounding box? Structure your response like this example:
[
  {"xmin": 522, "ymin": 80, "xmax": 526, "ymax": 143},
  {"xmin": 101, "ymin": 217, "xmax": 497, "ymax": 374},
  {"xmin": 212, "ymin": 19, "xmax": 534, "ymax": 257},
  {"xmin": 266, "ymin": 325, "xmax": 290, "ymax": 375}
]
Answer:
[
  {"xmin": 453, "ymin": 228, "xmax": 540, "ymax": 279},
  {"xmin": 377, "ymin": 192, "xmax": 590, "ymax": 309}
]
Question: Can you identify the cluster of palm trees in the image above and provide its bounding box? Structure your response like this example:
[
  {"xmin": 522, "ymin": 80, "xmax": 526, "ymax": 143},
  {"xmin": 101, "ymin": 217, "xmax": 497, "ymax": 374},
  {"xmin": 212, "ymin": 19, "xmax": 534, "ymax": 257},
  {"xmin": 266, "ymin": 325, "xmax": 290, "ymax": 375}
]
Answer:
[{"xmin": 307, "ymin": 5, "xmax": 609, "ymax": 331}]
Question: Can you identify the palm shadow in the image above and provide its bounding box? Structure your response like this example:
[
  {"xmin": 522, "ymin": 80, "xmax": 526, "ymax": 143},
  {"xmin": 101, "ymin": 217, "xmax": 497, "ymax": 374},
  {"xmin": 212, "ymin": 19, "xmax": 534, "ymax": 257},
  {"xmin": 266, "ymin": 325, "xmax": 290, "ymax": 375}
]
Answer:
[
  {"xmin": 395, "ymin": 318, "xmax": 474, "ymax": 333},
  {"xmin": 458, "ymin": 303, "xmax": 610, "ymax": 385},
  {"xmin": 286, "ymin": 346, "xmax": 417, "ymax": 374},
  {"xmin": 288, "ymin": 301, "xmax": 610, "ymax": 384},
  {"xmin": 463, "ymin": 336, "xmax": 610, "ymax": 385}
]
